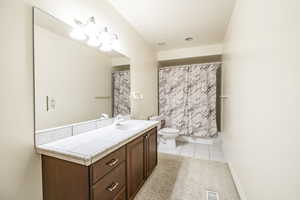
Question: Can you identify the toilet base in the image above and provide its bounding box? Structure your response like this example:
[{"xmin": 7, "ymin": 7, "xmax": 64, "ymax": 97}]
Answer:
[{"xmin": 159, "ymin": 136, "xmax": 177, "ymax": 150}]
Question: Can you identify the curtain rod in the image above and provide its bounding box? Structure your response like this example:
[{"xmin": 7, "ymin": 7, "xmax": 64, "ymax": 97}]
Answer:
[{"xmin": 160, "ymin": 61, "xmax": 223, "ymax": 68}]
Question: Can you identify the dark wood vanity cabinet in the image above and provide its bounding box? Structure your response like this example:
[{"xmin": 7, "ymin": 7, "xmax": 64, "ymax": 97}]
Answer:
[
  {"xmin": 126, "ymin": 127, "xmax": 158, "ymax": 200},
  {"xmin": 42, "ymin": 127, "xmax": 157, "ymax": 200},
  {"xmin": 126, "ymin": 135, "xmax": 146, "ymax": 200},
  {"xmin": 42, "ymin": 156, "xmax": 90, "ymax": 200},
  {"xmin": 144, "ymin": 127, "xmax": 158, "ymax": 178},
  {"xmin": 92, "ymin": 161, "xmax": 126, "ymax": 200}
]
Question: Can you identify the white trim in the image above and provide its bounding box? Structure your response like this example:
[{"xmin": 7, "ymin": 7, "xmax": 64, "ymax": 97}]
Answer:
[{"xmin": 227, "ymin": 162, "xmax": 248, "ymax": 200}]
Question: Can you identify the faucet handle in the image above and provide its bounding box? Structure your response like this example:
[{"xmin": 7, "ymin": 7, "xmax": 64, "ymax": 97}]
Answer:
[{"xmin": 100, "ymin": 113, "xmax": 109, "ymax": 120}]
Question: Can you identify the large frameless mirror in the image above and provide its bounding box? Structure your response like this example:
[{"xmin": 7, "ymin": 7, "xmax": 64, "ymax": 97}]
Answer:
[{"xmin": 33, "ymin": 8, "xmax": 131, "ymax": 145}]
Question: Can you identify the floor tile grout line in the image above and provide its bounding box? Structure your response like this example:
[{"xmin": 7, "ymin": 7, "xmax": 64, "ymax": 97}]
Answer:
[{"xmin": 158, "ymin": 142, "xmax": 226, "ymax": 162}]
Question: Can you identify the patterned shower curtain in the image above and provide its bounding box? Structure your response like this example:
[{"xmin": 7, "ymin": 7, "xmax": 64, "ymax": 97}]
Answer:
[
  {"xmin": 112, "ymin": 70, "xmax": 130, "ymax": 117},
  {"xmin": 159, "ymin": 63, "xmax": 220, "ymax": 137}
]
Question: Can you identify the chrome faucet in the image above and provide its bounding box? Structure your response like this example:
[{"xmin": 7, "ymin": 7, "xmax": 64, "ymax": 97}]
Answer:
[
  {"xmin": 100, "ymin": 113, "xmax": 109, "ymax": 120},
  {"xmin": 114, "ymin": 114, "xmax": 125, "ymax": 126}
]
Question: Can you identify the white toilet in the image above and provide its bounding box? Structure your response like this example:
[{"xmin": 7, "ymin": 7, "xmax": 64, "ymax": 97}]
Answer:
[
  {"xmin": 159, "ymin": 127, "xmax": 179, "ymax": 149},
  {"xmin": 149, "ymin": 116, "xmax": 179, "ymax": 150}
]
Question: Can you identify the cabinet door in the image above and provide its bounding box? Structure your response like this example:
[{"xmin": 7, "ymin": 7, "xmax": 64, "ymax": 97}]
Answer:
[
  {"xmin": 126, "ymin": 136, "xmax": 145, "ymax": 200},
  {"xmin": 42, "ymin": 155, "xmax": 89, "ymax": 200},
  {"xmin": 146, "ymin": 128, "xmax": 158, "ymax": 177}
]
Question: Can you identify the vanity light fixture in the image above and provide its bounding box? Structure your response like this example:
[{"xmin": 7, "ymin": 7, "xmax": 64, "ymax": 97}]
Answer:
[
  {"xmin": 100, "ymin": 42, "xmax": 113, "ymax": 52},
  {"xmin": 70, "ymin": 27, "xmax": 87, "ymax": 41},
  {"xmin": 82, "ymin": 17, "xmax": 97, "ymax": 36},
  {"xmin": 99, "ymin": 27, "xmax": 119, "ymax": 51},
  {"xmin": 87, "ymin": 36, "xmax": 102, "ymax": 47},
  {"xmin": 70, "ymin": 17, "xmax": 119, "ymax": 52},
  {"xmin": 98, "ymin": 27, "xmax": 114, "ymax": 43}
]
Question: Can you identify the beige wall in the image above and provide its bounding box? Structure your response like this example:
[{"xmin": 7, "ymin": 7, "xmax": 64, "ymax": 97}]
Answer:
[
  {"xmin": 0, "ymin": 0, "xmax": 157, "ymax": 199},
  {"xmin": 222, "ymin": 0, "xmax": 300, "ymax": 199},
  {"xmin": 0, "ymin": 2, "xmax": 42, "ymax": 200},
  {"xmin": 35, "ymin": 25, "xmax": 113, "ymax": 130}
]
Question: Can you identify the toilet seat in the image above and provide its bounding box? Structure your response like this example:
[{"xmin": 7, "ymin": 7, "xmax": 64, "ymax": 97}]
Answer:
[{"xmin": 158, "ymin": 128, "xmax": 179, "ymax": 140}]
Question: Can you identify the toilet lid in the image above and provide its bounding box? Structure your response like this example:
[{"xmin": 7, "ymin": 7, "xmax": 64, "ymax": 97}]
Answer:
[{"xmin": 160, "ymin": 128, "xmax": 179, "ymax": 134}]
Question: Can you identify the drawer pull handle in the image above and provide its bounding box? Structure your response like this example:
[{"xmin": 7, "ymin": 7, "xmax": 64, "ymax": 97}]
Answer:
[
  {"xmin": 106, "ymin": 182, "xmax": 119, "ymax": 192},
  {"xmin": 106, "ymin": 158, "xmax": 119, "ymax": 167}
]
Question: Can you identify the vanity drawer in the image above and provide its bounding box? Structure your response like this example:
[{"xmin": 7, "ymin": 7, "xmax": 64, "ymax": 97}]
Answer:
[
  {"xmin": 114, "ymin": 187, "xmax": 126, "ymax": 200},
  {"xmin": 92, "ymin": 161, "xmax": 126, "ymax": 200},
  {"xmin": 91, "ymin": 146, "xmax": 125, "ymax": 184}
]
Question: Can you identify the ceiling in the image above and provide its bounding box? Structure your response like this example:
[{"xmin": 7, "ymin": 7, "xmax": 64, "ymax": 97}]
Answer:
[{"xmin": 107, "ymin": 0, "xmax": 236, "ymax": 50}]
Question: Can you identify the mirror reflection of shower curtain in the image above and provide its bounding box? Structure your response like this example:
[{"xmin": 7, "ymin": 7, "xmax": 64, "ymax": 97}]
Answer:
[
  {"xmin": 159, "ymin": 63, "xmax": 220, "ymax": 137},
  {"xmin": 112, "ymin": 70, "xmax": 130, "ymax": 117}
]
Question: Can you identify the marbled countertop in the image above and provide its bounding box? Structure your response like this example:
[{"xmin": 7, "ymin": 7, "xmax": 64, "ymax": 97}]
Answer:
[{"xmin": 36, "ymin": 120, "xmax": 158, "ymax": 166}]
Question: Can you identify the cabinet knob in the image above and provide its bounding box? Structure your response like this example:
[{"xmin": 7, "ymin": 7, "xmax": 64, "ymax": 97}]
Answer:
[{"xmin": 106, "ymin": 182, "xmax": 119, "ymax": 192}]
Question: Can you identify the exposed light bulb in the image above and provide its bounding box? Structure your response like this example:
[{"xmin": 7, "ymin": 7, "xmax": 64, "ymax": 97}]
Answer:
[
  {"xmin": 112, "ymin": 39, "xmax": 120, "ymax": 50},
  {"xmin": 70, "ymin": 18, "xmax": 119, "ymax": 51},
  {"xmin": 98, "ymin": 29, "xmax": 113, "ymax": 43},
  {"xmin": 70, "ymin": 27, "xmax": 87, "ymax": 40},
  {"xmin": 84, "ymin": 21, "xmax": 98, "ymax": 37},
  {"xmin": 87, "ymin": 37, "xmax": 101, "ymax": 47},
  {"xmin": 99, "ymin": 42, "xmax": 112, "ymax": 52}
]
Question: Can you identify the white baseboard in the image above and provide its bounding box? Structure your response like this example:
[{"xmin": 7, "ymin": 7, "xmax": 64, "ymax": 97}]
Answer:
[{"xmin": 227, "ymin": 162, "xmax": 248, "ymax": 200}]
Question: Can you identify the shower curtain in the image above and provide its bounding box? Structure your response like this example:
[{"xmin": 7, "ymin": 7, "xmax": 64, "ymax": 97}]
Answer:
[
  {"xmin": 159, "ymin": 63, "xmax": 220, "ymax": 137},
  {"xmin": 112, "ymin": 70, "xmax": 130, "ymax": 116}
]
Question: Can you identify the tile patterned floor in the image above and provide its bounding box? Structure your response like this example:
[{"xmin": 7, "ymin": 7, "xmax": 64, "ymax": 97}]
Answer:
[
  {"xmin": 134, "ymin": 153, "xmax": 239, "ymax": 200},
  {"xmin": 158, "ymin": 141, "xmax": 226, "ymax": 162}
]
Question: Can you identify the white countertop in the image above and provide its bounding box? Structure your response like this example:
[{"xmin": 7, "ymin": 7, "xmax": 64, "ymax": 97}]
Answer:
[{"xmin": 36, "ymin": 120, "xmax": 158, "ymax": 166}]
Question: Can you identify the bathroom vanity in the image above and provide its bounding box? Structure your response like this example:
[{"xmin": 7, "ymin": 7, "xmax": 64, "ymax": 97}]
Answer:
[
  {"xmin": 37, "ymin": 120, "xmax": 158, "ymax": 200},
  {"xmin": 32, "ymin": 7, "xmax": 158, "ymax": 200}
]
